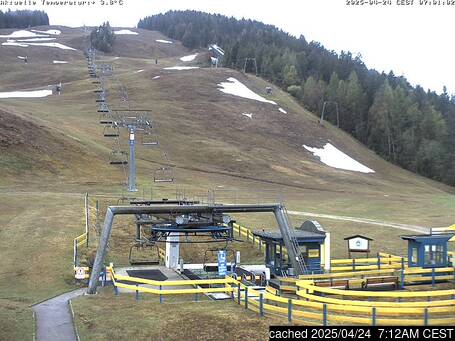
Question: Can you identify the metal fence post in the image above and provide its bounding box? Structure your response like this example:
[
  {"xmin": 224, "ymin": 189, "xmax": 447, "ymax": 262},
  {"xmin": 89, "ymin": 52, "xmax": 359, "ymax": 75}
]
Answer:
[
  {"xmin": 424, "ymin": 308, "xmax": 429, "ymax": 326},
  {"xmin": 323, "ymin": 304, "xmax": 328, "ymax": 326},
  {"xmin": 377, "ymin": 253, "xmax": 381, "ymax": 270},
  {"xmin": 287, "ymin": 299, "xmax": 292, "ymax": 322},
  {"xmin": 352, "ymin": 259, "xmax": 356, "ymax": 271},
  {"xmin": 159, "ymin": 285, "xmax": 163, "ymax": 303},
  {"xmin": 237, "ymin": 283, "xmax": 241, "ymax": 304},
  {"xmin": 245, "ymin": 287, "xmax": 249, "ymax": 309},
  {"xmin": 135, "ymin": 285, "xmax": 139, "ymax": 301},
  {"xmin": 431, "ymin": 268, "xmax": 435, "ymax": 287},
  {"xmin": 259, "ymin": 293, "xmax": 264, "ymax": 316},
  {"xmin": 372, "ymin": 307, "xmax": 376, "ymax": 326},
  {"xmin": 401, "ymin": 258, "xmax": 405, "ymax": 289}
]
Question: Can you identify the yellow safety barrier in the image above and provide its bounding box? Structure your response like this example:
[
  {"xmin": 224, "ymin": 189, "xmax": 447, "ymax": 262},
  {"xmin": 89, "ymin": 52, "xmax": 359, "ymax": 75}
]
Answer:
[
  {"xmin": 107, "ymin": 265, "xmax": 236, "ymax": 296},
  {"xmin": 103, "ymin": 263, "xmax": 455, "ymax": 325},
  {"xmin": 235, "ymin": 280, "xmax": 455, "ymax": 325},
  {"xmin": 297, "ymin": 279, "xmax": 455, "ymax": 298}
]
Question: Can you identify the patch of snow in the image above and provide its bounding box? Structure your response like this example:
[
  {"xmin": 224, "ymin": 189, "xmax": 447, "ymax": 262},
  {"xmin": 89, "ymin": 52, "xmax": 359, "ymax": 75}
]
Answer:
[
  {"xmin": 0, "ymin": 30, "xmax": 47, "ymax": 38},
  {"xmin": 114, "ymin": 29, "xmax": 138, "ymax": 35},
  {"xmin": 135, "ymin": 69, "xmax": 144, "ymax": 73},
  {"xmin": 156, "ymin": 39, "xmax": 173, "ymax": 44},
  {"xmin": 242, "ymin": 113, "xmax": 253, "ymax": 119},
  {"xmin": 31, "ymin": 29, "xmax": 61, "ymax": 35},
  {"xmin": 53, "ymin": 60, "xmax": 68, "ymax": 64},
  {"xmin": 163, "ymin": 66, "xmax": 199, "ymax": 70},
  {"xmin": 1, "ymin": 40, "xmax": 76, "ymax": 50},
  {"xmin": 279, "ymin": 107, "xmax": 287, "ymax": 114},
  {"xmin": 152, "ymin": 76, "xmax": 161, "ymax": 79},
  {"xmin": 303, "ymin": 143, "xmax": 375, "ymax": 174},
  {"xmin": 29, "ymin": 42, "xmax": 75, "ymax": 50},
  {"xmin": 2, "ymin": 41, "xmax": 28, "ymax": 47},
  {"xmin": 180, "ymin": 53, "xmax": 198, "ymax": 62},
  {"xmin": 217, "ymin": 77, "xmax": 277, "ymax": 105},
  {"xmin": 17, "ymin": 37, "xmax": 56, "ymax": 42},
  {"xmin": 0, "ymin": 89, "xmax": 53, "ymax": 99}
]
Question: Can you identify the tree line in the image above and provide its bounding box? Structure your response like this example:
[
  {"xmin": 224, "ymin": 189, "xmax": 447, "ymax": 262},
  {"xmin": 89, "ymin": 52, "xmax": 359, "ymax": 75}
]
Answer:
[
  {"xmin": 90, "ymin": 21, "xmax": 116, "ymax": 53},
  {"xmin": 0, "ymin": 10, "xmax": 49, "ymax": 29},
  {"xmin": 138, "ymin": 10, "xmax": 455, "ymax": 186}
]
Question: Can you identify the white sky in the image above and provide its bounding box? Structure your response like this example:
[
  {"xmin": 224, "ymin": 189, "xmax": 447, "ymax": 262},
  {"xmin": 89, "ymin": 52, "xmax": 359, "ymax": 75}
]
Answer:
[{"xmin": 5, "ymin": 0, "xmax": 454, "ymax": 94}]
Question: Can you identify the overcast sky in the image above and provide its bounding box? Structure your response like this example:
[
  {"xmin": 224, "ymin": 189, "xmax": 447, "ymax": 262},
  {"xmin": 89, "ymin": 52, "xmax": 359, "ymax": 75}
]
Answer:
[{"xmin": 6, "ymin": 0, "xmax": 454, "ymax": 94}]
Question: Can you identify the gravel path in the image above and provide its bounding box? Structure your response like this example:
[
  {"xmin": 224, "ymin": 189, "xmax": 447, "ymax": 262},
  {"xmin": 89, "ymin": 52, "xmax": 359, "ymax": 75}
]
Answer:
[{"xmin": 33, "ymin": 288, "xmax": 86, "ymax": 341}]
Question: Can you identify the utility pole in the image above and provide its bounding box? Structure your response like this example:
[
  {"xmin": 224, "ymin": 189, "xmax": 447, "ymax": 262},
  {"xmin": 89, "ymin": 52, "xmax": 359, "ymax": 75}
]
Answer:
[{"xmin": 128, "ymin": 127, "xmax": 137, "ymax": 192}]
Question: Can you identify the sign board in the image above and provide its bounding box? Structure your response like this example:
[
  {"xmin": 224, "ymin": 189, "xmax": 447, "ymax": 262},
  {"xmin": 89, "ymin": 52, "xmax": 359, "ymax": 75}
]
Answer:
[
  {"xmin": 75, "ymin": 267, "xmax": 86, "ymax": 280},
  {"xmin": 218, "ymin": 250, "xmax": 227, "ymax": 276},
  {"xmin": 348, "ymin": 237, "xmax": 369, "ymax": 251}
]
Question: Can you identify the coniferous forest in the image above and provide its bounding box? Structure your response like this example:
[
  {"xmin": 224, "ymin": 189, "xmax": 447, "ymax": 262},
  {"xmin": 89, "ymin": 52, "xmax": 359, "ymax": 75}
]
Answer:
[
  {"xmin": 0, "ymin": 10, "xmax": 49, "ymax": 29},
  {"xmin": 90, "ymin": 22, "xmax": 116, "ymax": 53},
  {"xmin": 138, "ymin": 10, "xmax": 455, "ymax": 186}
]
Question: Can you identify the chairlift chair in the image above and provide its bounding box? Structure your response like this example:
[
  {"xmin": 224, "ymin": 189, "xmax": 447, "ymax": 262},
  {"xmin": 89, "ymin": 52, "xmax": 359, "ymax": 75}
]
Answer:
[
  {"xmin": 109, "ymin": 150, "xmax": 128, "ymax": 165},
  {"xmin": 128, "ymin": 241, "xmax": 160, "ymax": 265},
  {"xmin": 103, "ymin": 124, "xmax": 120, "ymax": 138},
  {"xmin": 141, "ymin": 132, "xmax": 159, "ymax": 146},
  {"xmin": 154, "ymin": 167, "xmax": 174, "ymax": 183}
]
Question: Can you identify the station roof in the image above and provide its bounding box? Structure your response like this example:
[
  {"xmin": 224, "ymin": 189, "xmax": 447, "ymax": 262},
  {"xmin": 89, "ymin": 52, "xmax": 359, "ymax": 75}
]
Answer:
[
  {"xmin": 344, "ymin": 234, "xmax": 373, "ymax": 241},
  {"xmin": 401, "ymin": 233, "xmax": 455, "ymax": 242},
  {"xmin": 252, "ymin": 229, "xmax": 326, "ymax": 242}
]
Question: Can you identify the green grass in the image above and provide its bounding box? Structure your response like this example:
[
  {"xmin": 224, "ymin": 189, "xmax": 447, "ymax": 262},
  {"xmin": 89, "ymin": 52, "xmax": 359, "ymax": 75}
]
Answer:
[
  {"xmin": 0, "ymin": 25, "xmax": 454, "ymax": 339},
  {"xmin": 72, "ymin": 287, "xmax": 281, "ymax": 341}
]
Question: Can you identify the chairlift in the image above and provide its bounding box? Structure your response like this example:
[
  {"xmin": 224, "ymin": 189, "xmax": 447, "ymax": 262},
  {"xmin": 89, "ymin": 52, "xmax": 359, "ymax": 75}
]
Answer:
[
  {"xmin": 103, "ymin": 124, "xmax": 120, "ymax": 138},
  {"xmin": 109, "ymin": 150, "xmax": 128, "ymax": 165},
  {"xmin": 128, "ymin": 241, "xmax": 160, "ymax": 265},
  {"xmin": 154, "ymin": 167, "xmax": 174, "ymax": 183}
]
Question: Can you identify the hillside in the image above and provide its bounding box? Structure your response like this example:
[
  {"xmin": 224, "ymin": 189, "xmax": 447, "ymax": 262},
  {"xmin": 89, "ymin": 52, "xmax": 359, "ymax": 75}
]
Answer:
[{"xmin": 1, "ymin": 24, "xmax": 455, "ymax": 340}]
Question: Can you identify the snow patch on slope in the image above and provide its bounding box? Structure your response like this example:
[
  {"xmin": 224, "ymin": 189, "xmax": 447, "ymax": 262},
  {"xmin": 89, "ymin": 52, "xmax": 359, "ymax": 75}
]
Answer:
[
  {"xmin": 0, "ymin": 30, "xmax": 47, "ymax": 38},
  {"xmin": 31, "ymin": 29, "xmax": 61, "ymax": 35},
  {"xmin": 114, "ymin": 29, "xmax": 138, "ymax": 35},
  {"xmin": 180, "ymin": 53, "xmax": 198, "ymax": 62},
  {"xmin": 0, "ymin": 89, "xmax": 53, "ymax": 99},
  {"xmin": 217, "ymin": 77, "xmax": 277, "ymax": 105},
  {"xmin": 156, "ymin": 39, "xmax": 173, "ymax": 44},
  {"xmin": 303, "ymin": 143, "xmax": 375, "ymax": 174},
  {"xmin": 164, "ymin": 66, "xmax": 199, "ymax": 70}
]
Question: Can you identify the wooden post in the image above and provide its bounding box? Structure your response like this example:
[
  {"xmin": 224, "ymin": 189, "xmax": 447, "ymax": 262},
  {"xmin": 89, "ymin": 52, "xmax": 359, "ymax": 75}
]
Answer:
[
  {"xmin": 159, "ymin": 285, "xmax": 163, "ymax": 303},
  {"xmin": 372, "ymin": 307, "xmax": 376, "ymax": 326},
  {"xmin": 245, "ymin": 287, "xmax": 249, "ymax": 309},
  {"xmin": 85, "ymin": 193, "xmax": 89, "ymax": 247},
  {"xmin": 237, "ymin": 283, "xmax": 241, "ymax": 304},
  {"xmin": 135, "ymin": 285, "xmax": 139, "ymax": 301},
  {"xmin": 424, "ymin": 308, "xmax": 429, "ymax": 326}
]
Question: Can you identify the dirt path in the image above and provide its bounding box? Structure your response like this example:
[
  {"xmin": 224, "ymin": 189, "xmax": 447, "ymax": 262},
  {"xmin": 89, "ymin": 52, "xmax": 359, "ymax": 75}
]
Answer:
[
  {"xmin": 287, "ymin": 210, "xmax": 431, "ymax": 233},
  {"xmin": 33, "ymin": 288, "xmax": 86, "ymax": 341}
]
